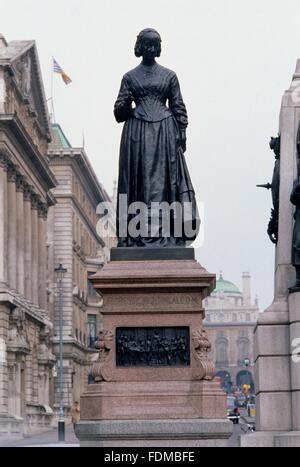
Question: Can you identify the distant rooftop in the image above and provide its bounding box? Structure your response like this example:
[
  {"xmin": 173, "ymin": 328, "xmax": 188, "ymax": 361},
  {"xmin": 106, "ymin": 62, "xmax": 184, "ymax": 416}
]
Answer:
[
  {"xmin": 50, "ymin": 123, "xmax": 72, "ymax": 149},
  {"xmin": 213, "ymin": 273, "xmax": 241, "ymax": 295}
]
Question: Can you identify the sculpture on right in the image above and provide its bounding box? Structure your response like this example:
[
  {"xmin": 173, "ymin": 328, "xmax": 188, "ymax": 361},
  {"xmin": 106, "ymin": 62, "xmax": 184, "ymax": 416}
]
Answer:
[
  {"xmin": 257, "ymin": 136, "xmax": 280, "ymax": 244},
  {"xmin": 289, "ymin": 123, "xmax": 300, "ymax": 293}
]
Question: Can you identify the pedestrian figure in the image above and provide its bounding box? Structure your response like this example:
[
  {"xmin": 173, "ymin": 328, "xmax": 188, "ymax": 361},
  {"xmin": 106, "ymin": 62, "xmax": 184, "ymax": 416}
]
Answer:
[{"xmin": 71, "ymin": 401, "xmax": 80, "ymax": 432}]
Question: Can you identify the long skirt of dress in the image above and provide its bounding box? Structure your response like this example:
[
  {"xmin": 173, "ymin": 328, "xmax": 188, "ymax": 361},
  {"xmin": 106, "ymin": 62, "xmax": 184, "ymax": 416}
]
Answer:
[{"xmin": 117, "ymin": 115, "xmax": 200, "ymax": 247}]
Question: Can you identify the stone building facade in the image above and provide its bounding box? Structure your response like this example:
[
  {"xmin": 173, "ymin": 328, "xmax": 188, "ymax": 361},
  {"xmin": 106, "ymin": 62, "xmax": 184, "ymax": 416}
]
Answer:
[
  {"xmin": 204, "ymin": 273, "xmax": 259, "ymax": 393},
  {"xmin": 0, "ymin": 35, "xmax": 57, "ymax": 439},
  {"xmin": 47, "ymin": 124, "xmax": 116, "ymax": 413}
]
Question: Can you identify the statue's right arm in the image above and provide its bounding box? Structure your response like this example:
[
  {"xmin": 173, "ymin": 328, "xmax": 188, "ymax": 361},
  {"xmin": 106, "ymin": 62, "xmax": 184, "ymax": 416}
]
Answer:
[{"xmin": 114, "ymin": 76, "xmax": 133, "ymax": 123}]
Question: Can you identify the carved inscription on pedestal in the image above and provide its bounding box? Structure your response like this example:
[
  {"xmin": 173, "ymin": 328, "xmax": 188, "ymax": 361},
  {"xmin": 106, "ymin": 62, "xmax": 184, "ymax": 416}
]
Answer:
[{"xmin": 116, "ymin": 327, "xmax": 190, "ymax": 367}]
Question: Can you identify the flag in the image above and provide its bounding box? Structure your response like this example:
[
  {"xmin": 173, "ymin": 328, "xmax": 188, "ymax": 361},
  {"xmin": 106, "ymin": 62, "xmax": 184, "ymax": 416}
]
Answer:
[{"xmin": 53, "ymin": 58, "xmax": 72, "ymax": 85}]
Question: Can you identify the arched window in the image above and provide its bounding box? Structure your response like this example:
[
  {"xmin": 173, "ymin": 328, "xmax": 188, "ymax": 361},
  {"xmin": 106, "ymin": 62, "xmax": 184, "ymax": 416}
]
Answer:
[
  {"xmin": 215, "ymin": 338, "xmax": 229, "ymax": 367},
  {"xmin": 237, "ymin": 338, "xmax": 250, "ymax": 366}
]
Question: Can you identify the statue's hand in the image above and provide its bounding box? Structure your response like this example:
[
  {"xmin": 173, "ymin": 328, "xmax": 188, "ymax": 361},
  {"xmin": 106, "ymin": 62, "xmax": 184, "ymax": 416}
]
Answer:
[{"xmin": 180, "ymin": 129, "xmax": 187, "ymax": 153}]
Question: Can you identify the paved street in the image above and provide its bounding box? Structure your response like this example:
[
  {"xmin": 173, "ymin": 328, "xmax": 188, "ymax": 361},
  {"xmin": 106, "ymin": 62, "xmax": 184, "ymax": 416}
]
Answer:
[
  {"xmin": 228, "ymin": 424, "xmax": 244, "ymax": 447},
  {"xmin": 0, "ymin": 421, "xmax": 247, "ymax": 447},
  {"xmin": 0, "ymin": 424, "xmax": 79, "ymax": 448}
]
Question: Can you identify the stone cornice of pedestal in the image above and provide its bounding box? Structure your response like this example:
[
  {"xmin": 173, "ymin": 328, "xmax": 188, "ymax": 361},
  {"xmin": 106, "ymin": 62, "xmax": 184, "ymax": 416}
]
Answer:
[{"xmin": 90, "ymin": 260, "xmax": 216, "ymax": 297}]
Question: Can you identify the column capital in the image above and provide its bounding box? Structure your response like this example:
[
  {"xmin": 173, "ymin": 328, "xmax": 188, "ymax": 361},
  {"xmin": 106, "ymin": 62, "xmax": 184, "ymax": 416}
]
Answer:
[
  {"xmin": 31, "ymin": 193, "xmax": 41, "ymax": 210},
  {"xmin": 16, "ymin": 173, "xmax": 26, "ymax": 193},
  {"xmin": 7, "ymin": 162, "xmax": 17, "ymax": 182},
  {"xmin": 23, "ymin": 183, "xmax": 34, "ymax": 202},
  {"xmin": 0, "ymin": 149, "xmax": 9, "ymax": 170},
  {"xmin": 38, "ymin": 201, "xmax": 48, "ymax": 220}
]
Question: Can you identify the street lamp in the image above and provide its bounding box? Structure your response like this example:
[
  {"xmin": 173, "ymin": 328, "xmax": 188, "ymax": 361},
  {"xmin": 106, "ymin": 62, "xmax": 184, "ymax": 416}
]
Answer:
[
  {"xmin": 55, "ymin": 263, "xmax": 67, "ymax": 442},
  {"xmin": 243, "ymin": 358, "xmax": 250, "ymax": 368}
]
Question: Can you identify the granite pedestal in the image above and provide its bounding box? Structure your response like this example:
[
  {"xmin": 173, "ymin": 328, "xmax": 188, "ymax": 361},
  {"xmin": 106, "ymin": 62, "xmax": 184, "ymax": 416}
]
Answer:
[{"xmin": 76, "ymin": 249, "xmax": 232, "ymax": 447}]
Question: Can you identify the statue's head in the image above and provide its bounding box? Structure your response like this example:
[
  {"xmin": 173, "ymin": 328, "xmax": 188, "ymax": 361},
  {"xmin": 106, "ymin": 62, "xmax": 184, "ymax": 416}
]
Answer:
[{"xmin": 135, "ymin": 28, "xmax": 162, "ymax": 59}]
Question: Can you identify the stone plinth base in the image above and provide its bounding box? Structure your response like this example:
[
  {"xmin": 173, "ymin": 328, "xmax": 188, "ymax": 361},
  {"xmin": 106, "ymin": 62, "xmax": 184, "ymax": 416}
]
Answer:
[
  {"xmin": 81, "ymin": 254, "xmax": 229, "ymax": 447},
  {"xmin": 240, "ymin": 431, "xmax": 300, "ymax": 447},
  {"xmin": 81, "ymin": 380, "xmax": 226, "ymax": 421},
  {"xmin": 76, "ymin": 419, "xmax": 233, "ymax": 447}
]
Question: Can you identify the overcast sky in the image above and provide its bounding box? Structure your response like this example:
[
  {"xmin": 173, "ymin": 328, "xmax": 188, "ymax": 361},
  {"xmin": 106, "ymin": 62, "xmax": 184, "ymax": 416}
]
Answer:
[{"xmin": 2, "ymin": 0, "xmax": 300, "ymax": 309}]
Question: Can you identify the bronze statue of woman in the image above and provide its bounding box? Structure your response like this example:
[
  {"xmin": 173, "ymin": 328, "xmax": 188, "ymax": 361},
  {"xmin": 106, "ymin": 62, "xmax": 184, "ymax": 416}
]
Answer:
[{"xmin": 114, "ymin": 28, "xmax": 199, "ymax": 248}]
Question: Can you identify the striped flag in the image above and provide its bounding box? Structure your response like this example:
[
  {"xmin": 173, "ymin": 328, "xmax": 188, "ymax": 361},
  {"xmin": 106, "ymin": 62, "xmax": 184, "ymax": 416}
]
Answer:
[{"xmin": 53, "ymin": 58, "xmax": 72, "ymax": 85}]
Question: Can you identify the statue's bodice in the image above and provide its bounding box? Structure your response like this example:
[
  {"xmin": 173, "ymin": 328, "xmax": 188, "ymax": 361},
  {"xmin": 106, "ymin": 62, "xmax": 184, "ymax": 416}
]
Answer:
[
  {"xmin": 114, "ymin": 63, "xmax": 188, "ymax": 127},
  {"xmin": 126, "ymin": 64, "xmax": 173, "ymax": 122}
]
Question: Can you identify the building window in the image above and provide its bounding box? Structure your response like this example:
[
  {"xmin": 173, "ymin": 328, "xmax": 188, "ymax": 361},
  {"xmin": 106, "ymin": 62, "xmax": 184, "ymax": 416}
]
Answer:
[
  {"xmin": 87, "ymin": 315, "xmax": 97, "ymax": 349},
  {"xmin": 75, "ymin": 328, "xmax": 79, "ymax": 340},
  {"xmin": 237, "ymin": 338, "xmax": 250, "ymax": 366},
  {"xmin": 87, "ymin": 271, "xmax": 98, "ymax": 298},
  {"xmin": 215, "ymin": 338, "xmax": 229, "ymax": 367}
]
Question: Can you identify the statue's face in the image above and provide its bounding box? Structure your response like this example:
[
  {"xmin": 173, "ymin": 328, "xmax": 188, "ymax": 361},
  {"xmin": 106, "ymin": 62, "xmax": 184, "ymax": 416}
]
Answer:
[{"xmin": 141, "ymin": 32, "xmax": 160, "ymax": 59}]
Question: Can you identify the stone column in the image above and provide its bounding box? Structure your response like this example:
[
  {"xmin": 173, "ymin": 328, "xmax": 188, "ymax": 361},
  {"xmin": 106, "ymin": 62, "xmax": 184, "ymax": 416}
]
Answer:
[
  {"xmin": 14, "ymin": 361, "xmax": 22, "ymax": 418},
  {"xmin": 16, "ymin": 174, "xmax": 25, "ymax": 296},
  {"xmin": 0, "ymin": 304, "xmax": 9, "ymax": 416},
  {"xmin": 7, "ymin": 163, "xmax": 17, "ymax": 291},
  {"xmin": 0, "ymin": 151, "xmax": 8, "ymax": 285},
  {"xmin": 7, "ymin": 362, "xmax": 16, "ymax": 416},
  {"xmin": 31, "ymin": 194, "xmax": 39, "ymax": 306},
  {"xmin": 25, "ymin": 352, "xmax": 33, "ymax": 404},
  {"xmin": 24, "ymin": 185, "xmax": 33, "ymax": 302},
  {"xmin": 38, "ymin": 203, "xmax": 48, "ymax": 311}
]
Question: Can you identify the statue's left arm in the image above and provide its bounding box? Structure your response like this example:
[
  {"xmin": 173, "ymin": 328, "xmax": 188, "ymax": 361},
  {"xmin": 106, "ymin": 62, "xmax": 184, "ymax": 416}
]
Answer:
[{"xmin": 168, "ymin": 73, "xmax": 189, "ymax": 152}]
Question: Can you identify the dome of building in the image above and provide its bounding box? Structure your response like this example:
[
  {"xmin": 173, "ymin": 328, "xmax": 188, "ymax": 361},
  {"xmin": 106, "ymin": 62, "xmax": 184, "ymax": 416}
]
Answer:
[{"xmin": 213, "ymin": 274, "xmax": 241, "ymax": 295}]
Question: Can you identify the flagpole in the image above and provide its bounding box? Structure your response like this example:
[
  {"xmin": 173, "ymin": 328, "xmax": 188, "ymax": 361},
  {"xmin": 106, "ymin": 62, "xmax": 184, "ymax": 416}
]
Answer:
[{"xmin": 51, "ymin": 56, "xmax": 56, "ymax": 124}]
